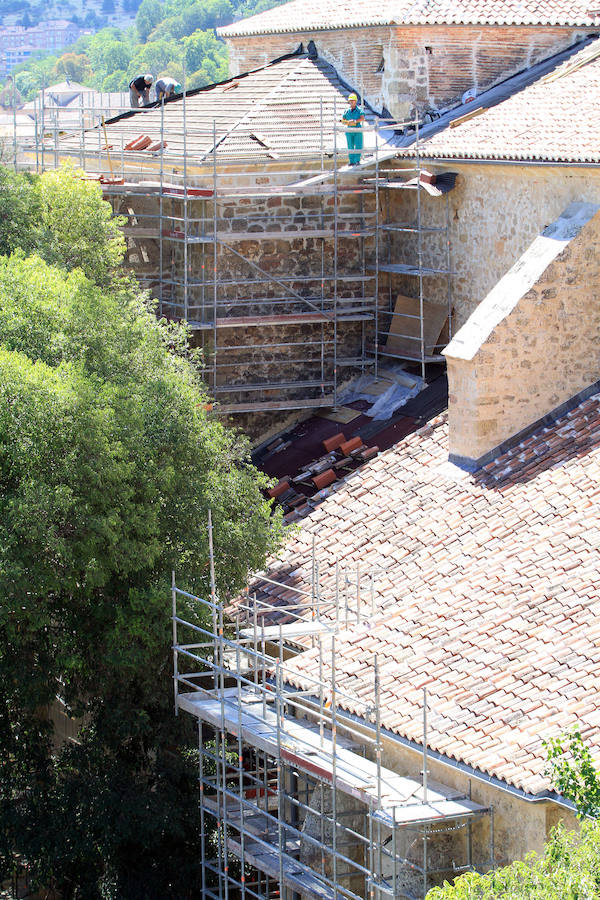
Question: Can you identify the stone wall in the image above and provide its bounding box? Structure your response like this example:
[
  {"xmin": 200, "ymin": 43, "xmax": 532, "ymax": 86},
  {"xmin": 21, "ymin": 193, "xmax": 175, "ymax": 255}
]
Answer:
[
  {"xmin": 110, "ymin": 180, "xmax": 375, "ymax": 440},
  {"xmin": 444, "ymin": 202, "xmax": 600, "ymax": 465},
  {"xmin": 378, "ymin": 732, "xmax": 578, "ymax": 872},
  {"xmin": 224, "ymin": 25, "xmax": 593, "ymax": 120},
  {"xmin": 385, "ymin": 162, "xmax": 600, "ymax": 333},
  {"xmin": 294, "ymin": 717, "xmax": 578, "ymax": 890}
]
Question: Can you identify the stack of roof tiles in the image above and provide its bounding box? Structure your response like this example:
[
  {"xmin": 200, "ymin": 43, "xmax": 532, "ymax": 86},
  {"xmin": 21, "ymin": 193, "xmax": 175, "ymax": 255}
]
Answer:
[{"xmin": 248, "ymin": 391, "xmax": 600, "ymax": 794}]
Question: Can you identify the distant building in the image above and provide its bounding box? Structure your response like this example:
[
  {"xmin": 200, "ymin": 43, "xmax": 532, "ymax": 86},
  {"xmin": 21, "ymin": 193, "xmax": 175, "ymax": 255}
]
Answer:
[
  {"xmin": 0, "ymin": 20, "xmax": 82, "ymax": 75},
  {"xmin": 0, "ymin": 74, "xmax": 22, "ymax": 108}
]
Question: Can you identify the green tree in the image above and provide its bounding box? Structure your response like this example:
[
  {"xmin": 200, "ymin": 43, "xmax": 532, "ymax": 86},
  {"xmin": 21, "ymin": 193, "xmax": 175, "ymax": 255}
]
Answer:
[
  {"xmin": 128, "ymin": 38, "xmax": 181, "ymax": 81},
  {"xmin": 0, "ymin": 167, "xmax": 41, "ymax": 256},
  {"xmin": 0, "ymin": 166, "xmax": 284, "ymax": 896},
  {"xmin": 52, "ymin": 52, "xmax": 92, "ymax": 84},
  {"xmin": 545, "ymin": 726, "xmax": 600, "ymax": 819},
  {"xmin": 102, "ymin": 69, "xmax": 128, "ymax": 91},
  {"xmin": 136, "ymin": 0, "xmax": 164, "ymax": 41},
  {"xmin": 83, "ymin": 28, "xmax": 132, "ymax": 85},
  {"xmin": 426, "ymin": 821, "xmax": 600, "ymax": 899},
  {"xmin": 151, "ymin": 0, "xmax": 234, "ymax": 40},
  {"xmin": 183, "ymin": 29, "xmax": 228, "ymax": 87},
  {"xmin": 35, "ymin": 164, "xmax": 127, "ymax": 286},
  {"xmin": 13, "ymin": 55, "xmax": 57, "ymax": 102}
]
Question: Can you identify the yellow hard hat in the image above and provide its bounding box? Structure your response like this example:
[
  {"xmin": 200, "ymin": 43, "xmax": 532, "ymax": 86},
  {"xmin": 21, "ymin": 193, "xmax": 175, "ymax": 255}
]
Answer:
[{"xmin": 348, "ymin": 93, "xmax": 358, "ymax": 101}]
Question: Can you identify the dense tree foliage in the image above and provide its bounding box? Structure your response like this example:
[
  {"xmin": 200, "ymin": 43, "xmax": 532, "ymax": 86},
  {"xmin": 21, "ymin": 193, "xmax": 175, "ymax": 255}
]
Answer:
[
  {"xmin": 426, "ymin": 821, "xmax": 600, "ymax": 899},
  {"xmin": 545, "ymin": 727, "xmax": 600, "ymax": 820},
  {"xmin": 0, "ymin": 165, "xmax": 284, "ymax": 897},
  {"xmin": 53, "ymin": 51, "xmax": 92, "ymax": 83},
  {"xmin": 8, "ymin": 0, "xmax": 288, "ymax": 99}
]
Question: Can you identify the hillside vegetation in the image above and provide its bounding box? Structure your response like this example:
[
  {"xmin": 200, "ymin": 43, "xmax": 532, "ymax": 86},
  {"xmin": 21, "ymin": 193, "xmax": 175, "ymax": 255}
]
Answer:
[{"xmin": 9, "ymin": 0, "xmax": 286, "ymax": 100}]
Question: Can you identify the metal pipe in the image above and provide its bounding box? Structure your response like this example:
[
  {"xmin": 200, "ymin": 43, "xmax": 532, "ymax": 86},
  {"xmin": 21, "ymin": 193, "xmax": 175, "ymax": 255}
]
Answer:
[
  {"xmin": 172, "ymin": 570, "xmax": 179, "ymax": 714},
  {"xmin": 416, "ymin": 117, "xmax": 426, "ymax": 381},
  {"xmin": 183, "ymin": 65, "xmax": 189, "ymax": 325},
  {"xmin": 12, "ymin": 76, "xmax": 17, "ymax": 170},
  {"xmin": 374, "ymin": 117, "xmax": 379, "ymax": 381},
  {"xmin": 332, "ymin": 94, "xmax": 338, "ymax": 408},
  {"xmin": 159, "ymin": 100, "xmax": 165, "ymax": 319},
  {"xmin": 331, "ymin": 636, "xmax": 338, "ymax": 892},
  {"xmin": 423, "ymin": 685, "xmax": 428, "ymax": 805},
  {"xmin": 208, "ymin": 510, "xmax": 218, "ymax": 693}
]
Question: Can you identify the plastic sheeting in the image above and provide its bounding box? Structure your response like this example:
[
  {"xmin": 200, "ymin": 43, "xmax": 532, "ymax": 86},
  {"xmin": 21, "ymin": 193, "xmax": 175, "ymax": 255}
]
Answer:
[{"xmin": 337, "ymin": 366, "xmax": 425, "ymax": 421}]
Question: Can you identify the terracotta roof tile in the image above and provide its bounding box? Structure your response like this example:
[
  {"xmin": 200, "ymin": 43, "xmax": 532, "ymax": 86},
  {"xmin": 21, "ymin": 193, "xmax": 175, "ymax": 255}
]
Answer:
[
  {"xmin": 416, "ymin": 40, "xmax": 600, "ymax": 163},
  {"xmin": 220, "ymin": 1, "xmax": 598, "ymax": 36},
  {"xmin": 243, "ymin": 390, "xmax": 600, "ymax": 795},
  {"xmin": 61, "ymin": 55, "xmax": 382, "ymax": 162}
]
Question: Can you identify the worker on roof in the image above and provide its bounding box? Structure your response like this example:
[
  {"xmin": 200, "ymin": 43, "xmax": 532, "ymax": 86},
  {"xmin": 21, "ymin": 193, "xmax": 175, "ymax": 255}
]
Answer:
[
  {"xmin": 129, "ymin": 73, "xmax": 153, "ymax": 108},
  {"xmin": 341, "ymin": 93, "xmax": 365, "ymax": 167},
  {"xmin": 155, "ymin": 76, "xmax": 182, "ymax": 103}
]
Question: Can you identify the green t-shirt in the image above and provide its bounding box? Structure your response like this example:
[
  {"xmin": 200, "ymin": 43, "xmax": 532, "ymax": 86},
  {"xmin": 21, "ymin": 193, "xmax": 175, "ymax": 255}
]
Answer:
[{"xmin": 342, "ymin": 106, "xmax": 364, "ymax": 127}]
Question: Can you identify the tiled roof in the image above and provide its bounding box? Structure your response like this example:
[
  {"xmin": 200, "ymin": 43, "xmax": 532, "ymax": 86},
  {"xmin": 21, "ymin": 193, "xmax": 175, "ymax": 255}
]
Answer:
[
  {"xmin": 61, "ymin": 54, "xmax": 382, "ymax": 162},
  {"xmin": 249, "ymin": 393, "xmax": 600, "ymax": 795},
  {"xmin": 219, "ymin": 0, "xmax": 598, "ymax": 37},
  {"xmin": 415, "ymin": 38, "xmax": 600, "ymax": 162}
]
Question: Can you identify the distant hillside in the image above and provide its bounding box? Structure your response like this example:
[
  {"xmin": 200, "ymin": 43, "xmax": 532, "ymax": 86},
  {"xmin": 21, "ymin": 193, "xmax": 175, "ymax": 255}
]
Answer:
[{"xmin": 5, "ymin": 0, "xmax": 287, "ymax": 101}]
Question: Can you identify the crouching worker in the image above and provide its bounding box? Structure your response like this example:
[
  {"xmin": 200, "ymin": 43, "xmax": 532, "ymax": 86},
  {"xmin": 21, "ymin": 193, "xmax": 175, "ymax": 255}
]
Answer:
[
  {"xmin": 341, "ymin": 93, "xmax": 365, "ymax": 166},
  {"xmin": 155, "ymin": 76, "xmax": 182, "ymax": 102},
  {"xmin": 129, "ymin": 73, "xmax": 153, "ymax": 108}
]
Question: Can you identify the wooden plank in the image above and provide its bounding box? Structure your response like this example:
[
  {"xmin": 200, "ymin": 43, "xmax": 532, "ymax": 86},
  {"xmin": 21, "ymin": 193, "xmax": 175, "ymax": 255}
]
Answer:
[
  {"xmin": 385, "ymin": 294, "xmax": 449, "ymax": 358},
  {"xmin": 122, "ymin": 226, "xmax": 159, "ymax": 238},
  {"xmin": 216, "ymin": 312, "xmax": 332, "ymax": 327},
  {"xmin": 224, "ymin": 228, "xmax": 375, "ymax": 241}
]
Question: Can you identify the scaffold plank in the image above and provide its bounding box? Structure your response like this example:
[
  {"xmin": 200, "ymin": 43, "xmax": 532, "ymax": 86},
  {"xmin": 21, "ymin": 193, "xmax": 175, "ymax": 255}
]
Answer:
[
  {"xmin": 214, "ymin": 380, "xmax": 334, "ymax": 394},
  {"xmin": 227, "ymin": 837, "xmax": 336, "ymax": 900},
  {"xmin": 239, "ymin": 621, "xmax": 335, "ymax": 640},
  {"xmin": 217, "ymin": 397, "xmax": 335, "ymax": 413},
  {"xmin": 177, "ymin": 690, "xmax": 487, "ymax": 824},
  {"xmin": 214, "ymin": 310, "xmax": 372, "ymax": 328},
  {"xmin": 375, "ymin": 263, "xmax": 453, "ymax": 276}
]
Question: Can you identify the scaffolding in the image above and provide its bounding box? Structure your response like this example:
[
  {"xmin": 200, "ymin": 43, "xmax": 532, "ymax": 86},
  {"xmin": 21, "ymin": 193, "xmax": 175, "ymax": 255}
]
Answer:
[
  {"xmin": 12, "ymin": 70, "xmax": 455, "ymax": 411},
  {"xmin": 171, "ymin": 523, "xmax": 494, "ymax": 900}
]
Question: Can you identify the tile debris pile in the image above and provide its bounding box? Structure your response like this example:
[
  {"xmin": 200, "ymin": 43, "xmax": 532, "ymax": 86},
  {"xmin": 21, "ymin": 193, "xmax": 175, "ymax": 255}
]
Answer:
[
  {"xmin": 248, "ymin": 391, "xmax": 600, "ymax": 794},
  {"xmin": 219, "ymin": 0, "xmax": 598, "ymax": 36}
]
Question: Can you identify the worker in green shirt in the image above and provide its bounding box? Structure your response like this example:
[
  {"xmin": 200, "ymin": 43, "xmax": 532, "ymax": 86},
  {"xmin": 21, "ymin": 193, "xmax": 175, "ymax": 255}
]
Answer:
[{"xmin": 341, "ymin": 93, "xmax": 365, "ymax": 166}]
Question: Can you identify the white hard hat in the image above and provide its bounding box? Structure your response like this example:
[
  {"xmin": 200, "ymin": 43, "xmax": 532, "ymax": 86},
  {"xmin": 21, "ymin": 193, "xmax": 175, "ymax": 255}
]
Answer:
[{"xmin": 144, "ymin": 73, "xmax": 153, "ymax": 84}]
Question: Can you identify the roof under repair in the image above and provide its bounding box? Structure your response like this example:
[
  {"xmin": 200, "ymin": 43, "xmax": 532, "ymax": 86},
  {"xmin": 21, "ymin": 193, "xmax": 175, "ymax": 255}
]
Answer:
[{"xmin": 242, "ymin": 387, "xmax": 600, "ymax": 796}]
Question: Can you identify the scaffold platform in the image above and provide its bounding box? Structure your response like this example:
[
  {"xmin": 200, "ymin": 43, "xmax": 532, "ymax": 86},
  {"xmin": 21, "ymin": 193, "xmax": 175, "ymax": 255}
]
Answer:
[{"xmin": 178, "ymin": 688, "xmax": 487, "ymax": 824}]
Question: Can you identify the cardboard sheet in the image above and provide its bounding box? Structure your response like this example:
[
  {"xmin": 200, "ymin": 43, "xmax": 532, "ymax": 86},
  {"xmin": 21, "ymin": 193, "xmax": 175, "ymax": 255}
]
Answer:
[{"xmin": 386, "ymin": 294, "xmax": 450, "ymax": 357}]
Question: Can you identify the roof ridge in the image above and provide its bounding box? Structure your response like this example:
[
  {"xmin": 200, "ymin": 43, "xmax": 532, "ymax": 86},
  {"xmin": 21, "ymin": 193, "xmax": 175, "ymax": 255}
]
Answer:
[{"xmin": 218, "ymin": 0, "xmax": 599, "ymax": 37}]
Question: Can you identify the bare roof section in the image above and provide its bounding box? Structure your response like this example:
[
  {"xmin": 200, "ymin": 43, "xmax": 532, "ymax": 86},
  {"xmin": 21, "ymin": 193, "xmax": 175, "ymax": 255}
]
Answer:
[
  {"xmin": 249, "ymin": 392, "xmax": 600, "ymax": 795},
  {"xmin": 61, "ymin": 54, "xmax": 390, "ymax": 165},
  {"xmin": 410, "ymin": 37, "xmax": 600, "ymax": 162},
  {"xmin": 219, "ymin": 0, "xmax": 598, "ymax": 37}
]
